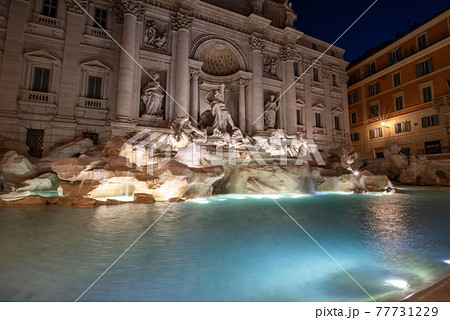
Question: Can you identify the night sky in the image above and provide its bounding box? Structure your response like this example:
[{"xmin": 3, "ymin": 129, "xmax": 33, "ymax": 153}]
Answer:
[{"xmin": 293, "ymin": 0, "xmax": 449, "ymax": 63}]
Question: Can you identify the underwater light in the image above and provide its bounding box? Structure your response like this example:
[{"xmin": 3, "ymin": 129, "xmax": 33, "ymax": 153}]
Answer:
[
  {"xmin": 385, "ymin": 280, "xmax": 408, "ymax": 289},
  {"xmin": 353, "ymin": 171, "xmax": 360, "ymax": 176},
  {"xmin": 191, "ymin": 199, "xmax": 209, "ymax": 204},
  {"xmin": 443, "ymin": 259, "xmax": 450, "ymax": 264}
]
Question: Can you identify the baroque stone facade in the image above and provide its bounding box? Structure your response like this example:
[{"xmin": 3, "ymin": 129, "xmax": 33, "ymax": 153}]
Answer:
[{"xmin": 0, "ymin": 0, "xmax": 349, "ymax": 156}]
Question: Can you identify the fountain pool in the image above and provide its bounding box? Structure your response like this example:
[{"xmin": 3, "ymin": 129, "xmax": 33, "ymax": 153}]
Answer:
[{"xmin": 0, "ymin": 188, "xmax": 449, "ymax": 301}]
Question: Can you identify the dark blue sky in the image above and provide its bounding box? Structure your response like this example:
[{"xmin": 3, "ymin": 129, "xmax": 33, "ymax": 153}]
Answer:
[{"xmin": 293, "ymin": 0, "xmax": 449, "ymax": 62}]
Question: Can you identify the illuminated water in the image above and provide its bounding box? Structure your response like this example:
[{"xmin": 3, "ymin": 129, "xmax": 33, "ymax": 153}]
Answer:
[{"xmin": 0, "ymin": 188, "xmax": 449, "ymax": 302}]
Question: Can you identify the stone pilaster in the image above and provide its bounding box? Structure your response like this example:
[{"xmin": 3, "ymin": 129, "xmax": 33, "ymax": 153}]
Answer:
[
  {"xmin": 190, "ymin": 68, "xmax": 200, "ymax": 123},
  {"xmin": 238, "ymin": 79, "xmax": 249, "ymax": 133},
  {"xmin": 250, "ymin": 35, "xmax": 265, "ymax": 132},
  {"xmin": 0, "ymin": 0, "xmax": 29, "ymax": 120},
  {"xmin": 322, "ymin": 67, "xmax": 333, "ymax": 141},
  {"xmin": 55, "ymin": 7, "xmax": 84, "ymax": 122},
  {"xmin": 340, "ymin": 73, "xmax": 350, "ymax": 134},
  {"xmin": 280, "ymin": 46, "xmax": 299, "ymax": 135},
  {"xmin": 115, "ymin": 1, "xmax": 142, "ymax": 123},
  {"xmin": 303, "ymin": 61, "xmax": 314, "ymax": 140},
  {"xmin": 171, "ymin": 12, "xmax": 194, "ymax": 120}
]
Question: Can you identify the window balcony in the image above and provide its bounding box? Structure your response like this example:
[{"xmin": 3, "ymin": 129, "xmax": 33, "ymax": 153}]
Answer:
[
  {"xmin": 29, "ymin": 13, "xmax": 64, "ymax": 39},
  {"xmin": 21, "ymin": 89, "xmax": 57, "ymax": 104},
  {"xmin": 78, "ymin": 97, "xmax": 108, "ymax": 109},
  {"xmin": 18, "ymin": 90, "xmax": 57, "ymax": 116},
  {"xmin": 85, "ymin": 25, "xmax": 109, "ymax": 39}
]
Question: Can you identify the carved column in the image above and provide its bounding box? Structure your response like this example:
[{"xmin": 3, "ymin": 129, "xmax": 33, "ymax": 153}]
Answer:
[
  {"xmin": 115, "ymin": 1, "xmax": 142, "ymax": 123},
  {"xmin": 171, "ymin": 13, "xmax": 193, "ymax": 120},
  {"xmin": 281, "ymin": 46, "xmax": 299, "ymax": 135},
  {"xmin": 0, "ymin": 0, "xmax": 29, "ymax": 119},
  {"xmin": 250, "ymin": 36, "xmax": 265, "ymax": 132},
  {"xmin": 321, "ymin": 67, "xmax": 333, "ymax": 141},
  {"xmin": 303, "ymin": 61, "xmax": 314, "ymax": 140},
  {"xmin": 56, "ymin": 1, "xmax": 86, "ymax": 123},
  {"xmin": 238, "ymin": 79, "xmax": 249, "ymax": 133},
  {"xmin": 340, "ymin": 73, "xmax": 350, "ymax": 134},
  {"xmin": 190, "ymin": 68, "xmax": 200, "ymax": 124}
]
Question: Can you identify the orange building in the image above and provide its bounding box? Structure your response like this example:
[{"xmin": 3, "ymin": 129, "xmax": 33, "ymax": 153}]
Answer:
[{"xmin": 346, "ymin": 8, "xmax": 450, "ymax": 159}]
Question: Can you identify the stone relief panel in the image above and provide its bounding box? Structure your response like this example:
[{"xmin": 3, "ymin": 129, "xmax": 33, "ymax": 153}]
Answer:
[
  {"xmin": 143, "ymin": 19, "xmax": 168, "ymax": 51},
  {"xmin": 263, "ymin": 55, "xmax": 278, "ymax": 77},
  {"xmin": 140, "ymin": 71, "xmax": 166, "ymax": 118}
]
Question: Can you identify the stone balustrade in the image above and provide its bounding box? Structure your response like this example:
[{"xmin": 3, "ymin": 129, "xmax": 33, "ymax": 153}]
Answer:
[{"xmin": 21, "ymin": 90, "xmax": 56, "ymax": 104}]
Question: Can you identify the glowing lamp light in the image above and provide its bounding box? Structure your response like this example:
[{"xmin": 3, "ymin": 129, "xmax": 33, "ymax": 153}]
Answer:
[
  {"xmin": 353, "ymin": 171, "xmax": 360, "ymax": 176},
  {"xmin": 442, "ymin": 259, "xmax": 450, "ymax": 264},
  {"xmin": 385, "ymin": 280, "xmax": 408, "ymax": 289},
  {"xmin": 381, "ymin": 121, "xmax": 386, "ymax": 126}
]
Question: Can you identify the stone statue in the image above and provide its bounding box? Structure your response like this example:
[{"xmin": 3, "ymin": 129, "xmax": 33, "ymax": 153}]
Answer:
[
  {"xmin": 263, "ymin": 57, "xmax": 278, "ymax": 76},
  {"xmin": 206, "ymin": 83, "xmax": 236, "ymax": 134},
  {"xmin": 144, "ymin": 21, "xmax": 157, "ymax": 46},
  {"xmin": 205, "ymin": 83, "xmax": 243, "ymax": 145},
  {"xmin": 264, "ymin": 95, "xmax": 280, "ymax": 130},
  {"xmin": 154, "ymin": 32, "xmax": 168, "ymax": 50},
  {"xmin": 141, "ymin": 73, "xmax": 165, "ymax": 117},
  {"xmin": 251, "ymin": 0, "xmax": 264, "ymax": 15},
  {"xmin": 284, "ymin": 1, "xmax": 298, "ymax": 27}
]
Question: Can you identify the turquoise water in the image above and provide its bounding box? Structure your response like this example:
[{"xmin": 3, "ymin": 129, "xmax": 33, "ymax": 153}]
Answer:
[{"xmin": 0, "ymin": 188, "xmax": 449, "ymax": 302}]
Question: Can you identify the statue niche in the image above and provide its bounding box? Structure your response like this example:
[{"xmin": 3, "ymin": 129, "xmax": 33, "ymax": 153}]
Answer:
[
  {"xmin": 141, "ymin": 72, "xmax": 165, "ymax": 118},
  {"xmin": 143, "ymin": 20, "xmax": 168, "ymax": 50},
  {"xmin": 264, "ymin": 94, "xmax": 280, "ymax": 130}
]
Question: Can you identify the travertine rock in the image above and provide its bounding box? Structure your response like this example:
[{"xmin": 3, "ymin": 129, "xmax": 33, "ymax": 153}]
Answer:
[
  {"xmin": 18, "ymin": 173, "xmax": 60, "ymax": 191},
  {"xmin": 398, "ymin": 158, "xmax": 450, "ymax": 186},
  {"xmin": 37, "ymin": 138, "xmax": 96, "ymax": 172},
  {"xmin": 0, "ymin": 151, "xmax": 39, "ymax": 184}
]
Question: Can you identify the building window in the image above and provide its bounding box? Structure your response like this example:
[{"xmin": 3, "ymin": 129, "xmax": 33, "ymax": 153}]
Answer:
[
  {"xmin": 350, "ymin": 133, "xmax": 360, "ymax": 142},
  {"xmin": 424, "ymin": 140, "xmax": 441, "ymax": 154},
  {"xmin": 313, "ymin": 68, "xmax": 320, "ymax": 82},
  {"xmin": 87, "ymin": 76, "xmax": 103, "ymax": 99},
  {"xmin": 348, "ymin": 92, "xmax": 358, "ymax": 104},
  {"xmin": 421, "ymin": 86, "xmax": 433, "ymax": 103},
  {"xmin": 367, "ymin": 62, "xmax": 376, "ymax": 76},
  {"xmin": 94, "ymin": 8, "xmax": 107, "ymax": 29},
  {"xmin": 332, "ymin": 74, "xmax": 338, "ymax": 87},
  {"xmin": 334, "ymin": 115, "xmax": 341, "ymax": 130},
  {"xmin": 395, "ymin": 95, "xmax": 404, "ymax": 111},
  {"xmin": 41, "ymin": 0, "xmax": 58, "ymax": 18},
  {"xmin": 314, "ymin": 112, "xmax": 322, "ymax": 128},
  {"xmin": 351, "ymin": 111, "xmax": 357, "ymax": 124},
  {"xmin": 369, "ymin": 104, "xmax": 379, "ymax": 118},
  {"xmin": 417, "ymin": 33, "xmax": 427, "ymax": 51},
  {"xmin": 389, "ymin": 48, "xmax": 402, "ymax": 65},
  {"xmin": 368, "ymin": 82, "xmax": 380, "ymax": 96},
  {"xmin": 296, "ymin": 109, "xmax": 303, "ymax": 125},
  {"xmin": 348, "ymin": 74, "xmax": 356, "ymax": 86},
  {"xmin": 312, "ymin": 43, "xmax": 317, "ymax": 50},
  {"xmin": 294, "ymin": 62, "xmax": 299, "ymax": 77},
  {"xmin": 369, "ymin": 127, "xmax": 383, "ymax": 139},
  {"xmin": 421, "ymin": 115, "xmax": 439, "ymax": 128},
  {"xmin": 393, "ymin": 72, "xmax": 402, "ymax": 87},
  {"xmin": 395, "ymin": 121, "xmax": 411, "ymax": 134},
  {"xmin": 416, "ymin": 58, "xmax": 433, "ymax": 78},
  {"xmin": 32, "ymin": 67, "xmax": 51, "ymax": 92},
  {"xmin": 26, "ymin": 128, "xmax": 44, "ymax": 158},
  {"xmin": 83, "ymin": 132, "xmax": 99, "ymax": 145}
]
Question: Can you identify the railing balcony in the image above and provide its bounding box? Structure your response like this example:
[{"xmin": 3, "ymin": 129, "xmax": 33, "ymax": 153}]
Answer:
[
  {"xmin": 31, "ymin": 13, "xmax": 64, "ymax": 29},
  {"xmin": 78, "ymin": 97, "xmax": 108, "ymax": 109},
  {"xmin": 85, "ymin": 25, "xmax": 109, "ymax": 39},
  {"xmin": 21, "ymin": 90, "xmax": 56, "ymax": 104}
]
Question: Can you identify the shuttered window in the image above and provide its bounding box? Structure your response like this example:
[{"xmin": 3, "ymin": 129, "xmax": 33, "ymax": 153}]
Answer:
[{"xmin": 32, "ymin": 67, "xmax": 51, "ymax": 92}]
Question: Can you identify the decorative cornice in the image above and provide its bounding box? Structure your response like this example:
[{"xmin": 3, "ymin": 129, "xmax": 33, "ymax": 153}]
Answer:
[
  {"xmin": 249, "ymin": 36, "xmax": 265, "ymax": 52},
  {"xmin": 64, "ymin": 0, "xmax": 87, "ymax": 14},
  {"xmin": 171, "ymin": 12, "xmax": 194, "ymax": 31},
  {"xmin": 115, "ymin": 0, "xmax": 144, "ymax": 22},
  {"xmin": 321, "ymin": 67, "xmax": 331, "ymax": 79},
  {"xmin": 339, "ymin": 73, "xmax": 349, "ymax": 84},
  {"xmin": 190, "ymin": 68, "xmax": 201, "ymax": 78},
  {"xmin": 280, "ymin": 46, "xmax": 300, "ymax": 61},
  {"xmin": 179, "ymin": 0, "xmax": 199, "ymax": 10},
  {"xmin": 237, "ymin": 78, "xmax": 250, "ymax": 87}
]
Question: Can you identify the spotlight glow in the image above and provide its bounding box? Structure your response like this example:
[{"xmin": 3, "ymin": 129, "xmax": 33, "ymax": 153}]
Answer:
[
  {"xmin": 385, "ymin": 280, "xmax": 408, "ymax": 289},
  {"xmin": 191, "ymin": 199, "xmax": 209, "ymax": 204},
  {"xmin": 353, "ymin": 171, "xmax": 360, "ymax": 176},
  {"xmin": 442, "ymin": 259, "xmax": 450, "ymax": 264}
]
